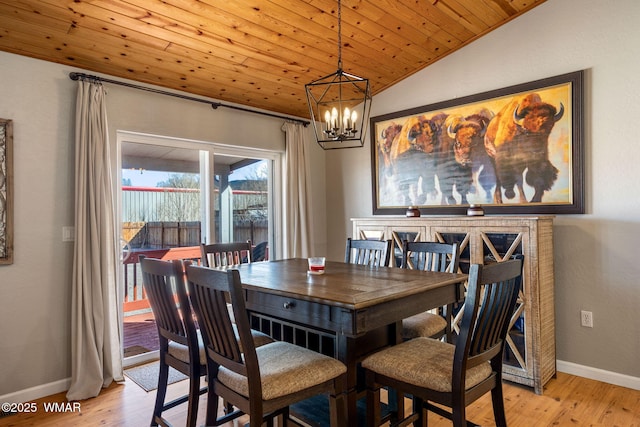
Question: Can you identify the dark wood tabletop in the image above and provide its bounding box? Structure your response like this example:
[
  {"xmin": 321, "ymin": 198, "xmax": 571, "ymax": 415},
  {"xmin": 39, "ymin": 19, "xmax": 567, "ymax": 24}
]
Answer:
[{"xmin": 235, "ymin": 258, "xmax": 467, "ymax": 309}]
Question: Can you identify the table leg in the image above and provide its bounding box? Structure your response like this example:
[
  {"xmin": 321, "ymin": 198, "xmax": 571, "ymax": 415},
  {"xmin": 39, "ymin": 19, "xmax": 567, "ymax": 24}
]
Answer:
[
  {"xmin": 336, "ymin": 322, "xmax": 406, "ymax": 425},
  {"xmin": 336, "ymin": 335, "xmax": 359, "ymax": 426}
]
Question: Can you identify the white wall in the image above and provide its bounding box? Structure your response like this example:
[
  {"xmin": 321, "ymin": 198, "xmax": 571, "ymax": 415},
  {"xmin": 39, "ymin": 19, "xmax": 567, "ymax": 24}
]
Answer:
[
  {"xmin": 0, "ymin": 52, "xmax": 327, "ymax": 399},
  {"xmin": 0, "ymin": 54, "xmax": 77, "ymax": 398},
  {"xmin": 327, "ymin": 0, "xmax": 640, "ymax": 382}
]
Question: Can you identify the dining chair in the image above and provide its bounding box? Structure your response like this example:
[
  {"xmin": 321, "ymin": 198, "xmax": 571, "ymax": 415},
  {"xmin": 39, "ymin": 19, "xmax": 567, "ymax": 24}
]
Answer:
[
  {"xmin": 139, "ymin": 255, "xmax": 207, "ymax": 427},
  {"xmin": 344, "ymin": 238, "xmax": 392, "ymax": 267},
  {"xmin": 362, "ymin": 257, "xmax": 523, "ymax": 427},
  {"xmin": 400, "ymin": 240, "xmax": 460, "ymax": 341},
  {"xmin": 251, "ymin": 241, "xmax": 269, "ymax": 262},
  {"xmin": 185, "ymin": 264, "xmax": 349, "ymax": 427},
  {"xmin": 200, "ymin": 240, "xmax": 253, "ymax": 268}
]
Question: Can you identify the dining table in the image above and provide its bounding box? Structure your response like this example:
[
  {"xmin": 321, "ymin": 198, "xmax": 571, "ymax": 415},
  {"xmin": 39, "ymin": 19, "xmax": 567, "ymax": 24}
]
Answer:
[{"xmin": 234, "ymin": 258, "xmax": 468, "ymax": 426}]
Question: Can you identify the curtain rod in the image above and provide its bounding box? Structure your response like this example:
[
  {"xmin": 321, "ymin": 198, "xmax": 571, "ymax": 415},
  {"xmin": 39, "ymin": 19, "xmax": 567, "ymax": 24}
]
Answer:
[{"xmin": 68, "ymin": 72, "xmax": 309, "ymax": 126}]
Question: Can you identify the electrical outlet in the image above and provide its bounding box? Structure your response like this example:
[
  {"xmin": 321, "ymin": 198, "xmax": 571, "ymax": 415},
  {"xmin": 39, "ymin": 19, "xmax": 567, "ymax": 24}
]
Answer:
[
  {"xmin": 581, "ymin": 310, "xmax": 593, "ymax": 328},
  {"xmin": 62, "ymin": 226, "xmax": 75, "ymax": 242}
]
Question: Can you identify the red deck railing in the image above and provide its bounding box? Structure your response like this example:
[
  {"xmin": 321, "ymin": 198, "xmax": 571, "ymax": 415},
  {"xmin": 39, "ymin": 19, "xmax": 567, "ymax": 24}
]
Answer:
[{"xmin": 123, "ymin": 246, "xmax": 201, "ymax": 314}]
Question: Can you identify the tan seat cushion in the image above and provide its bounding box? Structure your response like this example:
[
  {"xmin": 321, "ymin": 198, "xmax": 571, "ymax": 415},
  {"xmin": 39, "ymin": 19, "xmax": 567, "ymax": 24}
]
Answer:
[
  {"xmin": 232, "ymin": 325, "xmax": 275, "ymax": 349},
  {"xmin": 361, "ymin": 337, "xmax": 492, "ymax": 393},
  {"xmin": 249, "ymin": 329, "xmax": 275, "ymax": 348},
  {"xmin": 402, "ymin": 312, "xmax": 447, "ymax": 339},
  {"xmin": 217, "ymin": 341, "xmax": 346, "ymax": 401},
  {"xmin": 169, "ymin": 328, "xmax": 274, "ymax": 366},
  {"xmin": 168, "ymin": 329, "xmax": 207, "ymax": 365}
]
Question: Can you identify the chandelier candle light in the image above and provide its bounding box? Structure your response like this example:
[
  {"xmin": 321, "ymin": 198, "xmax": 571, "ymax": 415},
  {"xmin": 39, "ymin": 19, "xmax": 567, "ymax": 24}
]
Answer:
[{"xmin": 305, "ymin": 0, "xmax": 372, "ymax": 149}]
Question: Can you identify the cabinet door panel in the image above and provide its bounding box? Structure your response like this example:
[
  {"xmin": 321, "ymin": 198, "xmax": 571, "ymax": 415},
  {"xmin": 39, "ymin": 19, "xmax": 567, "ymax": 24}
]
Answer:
[
  {"xmin": 389, "ymin": 227, "xmax": 426, "ymax": 267},
  {"xmin": 354, "ymin": 226, "xmax": 385, "ymax": 241}
]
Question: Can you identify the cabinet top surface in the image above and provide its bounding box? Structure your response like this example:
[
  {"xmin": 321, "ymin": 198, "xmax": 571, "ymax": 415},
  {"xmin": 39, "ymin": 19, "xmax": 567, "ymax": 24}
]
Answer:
[{"xmin": 351, "ymin": 216, "xmax": 555, "ymax": 222}]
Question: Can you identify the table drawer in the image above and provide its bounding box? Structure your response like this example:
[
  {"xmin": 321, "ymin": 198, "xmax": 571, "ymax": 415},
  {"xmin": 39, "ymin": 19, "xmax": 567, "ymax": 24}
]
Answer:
[{"xmin": 246, "ymin": 291, "xmax": 331, "ymax": 326}]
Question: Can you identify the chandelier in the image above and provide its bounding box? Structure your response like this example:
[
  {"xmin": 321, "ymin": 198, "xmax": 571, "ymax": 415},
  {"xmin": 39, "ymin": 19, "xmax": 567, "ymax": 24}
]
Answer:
[{"xmin": 305, "ymin": 0, "xmax": 372, "ymax": 150}]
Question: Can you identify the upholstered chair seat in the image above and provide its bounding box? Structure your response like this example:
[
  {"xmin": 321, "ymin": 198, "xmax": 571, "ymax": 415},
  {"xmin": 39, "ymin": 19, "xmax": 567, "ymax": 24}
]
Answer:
[
  {"xmin": 401, "ymin": 312, "xmax": 448, "ymax": 340},
  {"xmin": 168, "ymin": 329, "xmax": 206, "ymax": 365},
  {"xmin": 362, "ymin": 337, "xmax": 492, "ymax": 393},
  {"xmin": 168, "ymin": 326, "xmax": 274, "ymax": 366},
  {"xmin": 218, "ymin": 341, "xmax": 347, "ymax": 401}
]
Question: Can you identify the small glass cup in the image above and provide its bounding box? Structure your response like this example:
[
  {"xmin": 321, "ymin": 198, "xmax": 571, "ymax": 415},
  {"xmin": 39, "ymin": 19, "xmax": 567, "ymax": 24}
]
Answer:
[{"xmin": 308, "ymin": 257, "xmax": 326, "ymax": 275}]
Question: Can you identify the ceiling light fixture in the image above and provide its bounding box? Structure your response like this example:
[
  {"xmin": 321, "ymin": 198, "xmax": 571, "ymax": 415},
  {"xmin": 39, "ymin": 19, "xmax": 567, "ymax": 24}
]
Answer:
[{"xmin": 305, "ymin": 0, "xmax": 372, "ymax": 150}]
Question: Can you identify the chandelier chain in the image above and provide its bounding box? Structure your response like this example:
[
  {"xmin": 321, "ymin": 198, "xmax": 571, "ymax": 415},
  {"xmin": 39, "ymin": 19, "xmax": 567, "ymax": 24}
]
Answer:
[
  {"xmin": 304, "ymin": 0, "xmax": 371, "ymax": 148},
  {"xmin": 337, "ymin": 0, "xmax": 342, "ymax": 70}
]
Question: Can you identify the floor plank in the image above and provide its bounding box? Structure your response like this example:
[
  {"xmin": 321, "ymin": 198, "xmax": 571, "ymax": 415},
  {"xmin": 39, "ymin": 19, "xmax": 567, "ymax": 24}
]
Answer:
[{"xmin": 1, "ymin": 372, "xmax": 639, "ymax": 426}]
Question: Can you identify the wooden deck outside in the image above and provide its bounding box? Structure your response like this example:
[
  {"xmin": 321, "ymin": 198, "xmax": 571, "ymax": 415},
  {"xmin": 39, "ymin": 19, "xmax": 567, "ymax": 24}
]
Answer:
[
  {"xmin": 122, "ymin": 246, "xmax": 202, "ymax": 356},
  {"xmin": 123, "ymin": 246, "xmax": 201, "ymax": 313}
]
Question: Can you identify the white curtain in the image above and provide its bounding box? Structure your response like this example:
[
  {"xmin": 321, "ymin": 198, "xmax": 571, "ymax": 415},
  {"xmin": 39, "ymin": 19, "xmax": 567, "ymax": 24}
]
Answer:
[
  {"xmin": 282, "ymin": 122, "xmax": 312, "ymax": 258},
  {"xmin": 66, "ymin": 80, "xmax": 123, "ymax": 401}
]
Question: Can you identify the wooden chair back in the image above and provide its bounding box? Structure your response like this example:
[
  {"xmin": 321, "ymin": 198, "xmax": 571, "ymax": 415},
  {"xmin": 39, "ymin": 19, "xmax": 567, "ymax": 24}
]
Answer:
[
  {"xmin": 139, "ymin": 256, "xmax": 205, "ymax": 427},
  {"xmin": 185, "ymin": 264, "xmax": 260, "ymax": 395},
  {"xmin": 200, "ymin": 240, "xmax": 252, "ymax": 268},
  {"xmin": 344, "ymin": 238, "xmax": 392, "ymax": 267},
  {"xmin": 456, "ymin": 256, "xmax": 523, "ymax": 373},
  {"xmin": 252, "ymin": 241, "xmax": 269, "ymax": 261},
  {"xmin": 186, "ymin": 265, "xmax": 248, "ymax": 363},
  {"xmin": 140, "ymin": 256, "xmax": 197, "ymax": 351},
  {"xmin": 401, "ymin": 240, "xmax": 460, "ymax": 273}
]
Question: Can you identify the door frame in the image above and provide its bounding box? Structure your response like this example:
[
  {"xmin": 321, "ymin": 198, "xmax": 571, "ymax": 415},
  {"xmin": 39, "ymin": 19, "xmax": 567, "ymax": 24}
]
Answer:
[{"xmin": 116, "ymin": 130, "xmax": 282, "ymax": 366}]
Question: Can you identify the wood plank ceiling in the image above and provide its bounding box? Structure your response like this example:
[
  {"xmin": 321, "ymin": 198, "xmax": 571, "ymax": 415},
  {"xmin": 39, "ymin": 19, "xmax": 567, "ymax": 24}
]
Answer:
[{"xmin": 0, "ymin": 0, "xmax": 546, "ymax": 119}]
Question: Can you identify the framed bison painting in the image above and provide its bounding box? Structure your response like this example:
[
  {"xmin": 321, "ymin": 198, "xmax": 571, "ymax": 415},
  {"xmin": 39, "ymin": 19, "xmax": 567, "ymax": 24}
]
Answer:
[{"xmin": 371, "ymin": 70, "xmax": 584, "ymax": 215}]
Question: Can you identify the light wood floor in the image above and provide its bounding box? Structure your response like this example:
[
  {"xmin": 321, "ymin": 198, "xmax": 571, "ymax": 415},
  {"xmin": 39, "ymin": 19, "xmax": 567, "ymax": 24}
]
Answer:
[{"xmin": 1, "ymin": 372, "xmax": 639, "ymax": 426}]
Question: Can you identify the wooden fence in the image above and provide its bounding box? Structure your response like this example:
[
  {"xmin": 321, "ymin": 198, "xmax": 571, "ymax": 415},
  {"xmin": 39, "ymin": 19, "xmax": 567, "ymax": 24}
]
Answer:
[
  {"xmin": 123, "ymin": 220, "xmax": 268, "ymax": 249},
  {"xmin": 123, "ymin": 221, "xmax": 201, "ymax": 248}
]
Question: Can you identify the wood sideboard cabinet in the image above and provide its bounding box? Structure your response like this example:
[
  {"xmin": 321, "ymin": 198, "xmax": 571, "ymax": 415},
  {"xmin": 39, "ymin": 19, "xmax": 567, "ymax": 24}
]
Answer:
[{"xmin": 352, "ymin": 216, "xmax": 555, "ymax": 394}]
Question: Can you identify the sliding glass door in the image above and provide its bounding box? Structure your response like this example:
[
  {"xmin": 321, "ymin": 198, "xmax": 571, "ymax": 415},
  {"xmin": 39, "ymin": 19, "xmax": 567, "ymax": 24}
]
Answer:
[{"xmin": 117, "ymin": 132, "xmax": 280, "ymax": 365}]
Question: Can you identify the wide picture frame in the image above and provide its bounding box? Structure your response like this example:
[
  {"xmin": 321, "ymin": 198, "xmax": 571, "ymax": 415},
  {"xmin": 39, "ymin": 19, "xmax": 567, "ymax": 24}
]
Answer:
[
  {"xmin": 0, "ymin": 118, "xmax": 13, "ymax": 265},
  {"xmin": 371, "ymin": 70, "xmax": 584, "ymax": 215}
]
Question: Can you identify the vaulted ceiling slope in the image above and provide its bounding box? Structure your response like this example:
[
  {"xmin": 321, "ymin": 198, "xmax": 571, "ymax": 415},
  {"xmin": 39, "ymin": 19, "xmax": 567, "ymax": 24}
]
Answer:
[{"xmin": 0, "ymin": 0, "xmax": 545, "ymax": 118}]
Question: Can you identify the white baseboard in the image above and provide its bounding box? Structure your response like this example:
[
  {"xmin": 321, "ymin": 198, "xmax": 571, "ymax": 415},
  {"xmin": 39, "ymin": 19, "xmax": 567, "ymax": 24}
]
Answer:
[
  {"xmin": 0, "ymin": 378, "xmax": 71, "ymax": 404},
  {"xmin": 1, "ymin": 352, "xmax": 160, "ymax": 405},
  {"xmin": 557, "ymin": 360, "xmax": 640, "ymax": 391},
  {"xmin": 123, "ymin": 349, "xmax": 159, "ymax": 369}
]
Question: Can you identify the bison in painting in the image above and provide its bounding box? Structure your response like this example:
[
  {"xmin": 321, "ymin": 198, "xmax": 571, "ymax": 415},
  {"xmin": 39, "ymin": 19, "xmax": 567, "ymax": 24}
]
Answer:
[
  {"xmin": 379, "ymin": 114, "xmax": 446, "ymax": 205},
  {"xmin": 438, "ymin": 109, "xmax": 495, "ymax": 205},
  {"xmin": 484, "ymin": 93, "xmax": 564, "ymax": 203}
]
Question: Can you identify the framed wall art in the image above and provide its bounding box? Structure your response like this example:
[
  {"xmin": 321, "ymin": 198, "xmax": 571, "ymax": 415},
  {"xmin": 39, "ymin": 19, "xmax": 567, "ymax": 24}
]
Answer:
[
  {"xmin": 370, "ymin": 70, "xmax": 584, "ymax": 215},
  {"xmin": 0, "ymin": 118, "xmax": 13, "ymax": 265}
]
